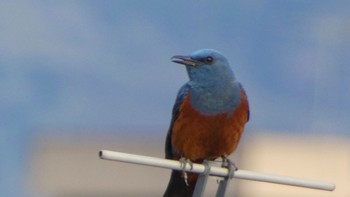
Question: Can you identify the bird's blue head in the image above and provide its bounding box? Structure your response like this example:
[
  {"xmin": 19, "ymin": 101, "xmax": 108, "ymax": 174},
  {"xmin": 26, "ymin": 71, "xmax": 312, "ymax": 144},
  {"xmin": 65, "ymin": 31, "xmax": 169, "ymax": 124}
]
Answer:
[{"xmin": 171, "ymin": 49, "xmax": 235, "ymax": 86}]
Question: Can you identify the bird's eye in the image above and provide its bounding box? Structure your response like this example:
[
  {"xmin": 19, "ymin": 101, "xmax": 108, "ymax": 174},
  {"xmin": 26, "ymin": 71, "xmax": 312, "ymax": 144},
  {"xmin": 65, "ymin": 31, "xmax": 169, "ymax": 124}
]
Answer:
[{"xmin": 206, "ymin": 56, "xmax": 213, "ymax": 63}]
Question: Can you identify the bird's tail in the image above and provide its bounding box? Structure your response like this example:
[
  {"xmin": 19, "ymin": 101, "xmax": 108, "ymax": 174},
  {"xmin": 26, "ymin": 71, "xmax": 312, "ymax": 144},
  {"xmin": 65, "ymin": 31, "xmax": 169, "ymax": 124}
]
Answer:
[{"xmin": 163, "ymin": 170, "xmax": 199, "ymax": 197}]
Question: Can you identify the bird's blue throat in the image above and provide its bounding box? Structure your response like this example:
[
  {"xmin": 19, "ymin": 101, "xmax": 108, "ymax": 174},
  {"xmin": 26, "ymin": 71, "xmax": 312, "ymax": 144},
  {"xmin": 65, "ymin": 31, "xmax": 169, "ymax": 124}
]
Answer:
[{"xmin": 188, "ymin": 80, "xmax": 242, "ymax": 116}]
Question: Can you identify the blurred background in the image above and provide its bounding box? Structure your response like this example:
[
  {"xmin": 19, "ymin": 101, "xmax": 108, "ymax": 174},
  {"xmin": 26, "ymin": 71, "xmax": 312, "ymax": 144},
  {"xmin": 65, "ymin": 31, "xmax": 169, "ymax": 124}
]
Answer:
[{"xmin": 1, "ymin": 1, "xmax": 349, "ymax": 197}]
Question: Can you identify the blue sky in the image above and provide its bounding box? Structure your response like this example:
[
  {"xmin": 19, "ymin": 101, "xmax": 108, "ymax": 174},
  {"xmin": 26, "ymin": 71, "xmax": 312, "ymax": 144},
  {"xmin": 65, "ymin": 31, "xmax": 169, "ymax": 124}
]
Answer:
[{"xmin": 1, "ymin": 1, "xmax": 349, "ymax": 196}]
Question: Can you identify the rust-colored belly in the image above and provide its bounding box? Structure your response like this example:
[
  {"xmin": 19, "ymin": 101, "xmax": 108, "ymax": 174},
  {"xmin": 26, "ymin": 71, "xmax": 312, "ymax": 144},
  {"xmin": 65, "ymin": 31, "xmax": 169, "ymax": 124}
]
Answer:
[{"xmin": 172, "ymin": 91, "xmax": 249, "ymax": 161}]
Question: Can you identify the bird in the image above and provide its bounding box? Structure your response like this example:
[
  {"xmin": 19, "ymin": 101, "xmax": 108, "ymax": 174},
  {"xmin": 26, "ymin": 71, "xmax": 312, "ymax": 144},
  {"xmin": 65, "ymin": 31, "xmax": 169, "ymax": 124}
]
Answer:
[{"xmin": 163, "ymin": 49, "xmax": 249, "ymax": 197}]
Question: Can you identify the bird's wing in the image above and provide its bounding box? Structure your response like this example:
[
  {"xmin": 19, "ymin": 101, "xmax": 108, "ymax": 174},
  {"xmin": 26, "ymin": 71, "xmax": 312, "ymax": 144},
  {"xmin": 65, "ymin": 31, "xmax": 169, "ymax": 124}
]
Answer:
[
  {"xmin": 239, "ymin": 83, "xmax": 250, "ymax": 122},
  {"xmin": 165, "ymin": 83, "xmax": 191, "ymax": 159}
]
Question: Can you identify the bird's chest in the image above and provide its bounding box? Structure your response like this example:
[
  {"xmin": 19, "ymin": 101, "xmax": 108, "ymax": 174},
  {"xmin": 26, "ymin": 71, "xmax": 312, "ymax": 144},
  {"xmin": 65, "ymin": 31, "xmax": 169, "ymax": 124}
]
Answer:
[{"xmin": 171, "ymin": 93, "xmax": 245, "ymax": 161}]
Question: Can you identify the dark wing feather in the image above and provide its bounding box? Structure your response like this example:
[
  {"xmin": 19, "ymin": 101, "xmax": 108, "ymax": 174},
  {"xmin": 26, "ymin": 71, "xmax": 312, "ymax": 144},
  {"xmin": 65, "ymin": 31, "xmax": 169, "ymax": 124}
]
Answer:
[
  {"xmin": 165, "ymin": 83, "xmax": 191, "ymax": 159},
  {"xmin": 239, "ymin": 83, "xmax": 250, "ymax": 122}
]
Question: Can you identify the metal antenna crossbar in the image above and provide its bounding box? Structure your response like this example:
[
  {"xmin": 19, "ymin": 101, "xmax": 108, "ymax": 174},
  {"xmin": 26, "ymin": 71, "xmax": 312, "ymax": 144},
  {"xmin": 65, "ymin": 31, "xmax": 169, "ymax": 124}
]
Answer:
[{"xmin": 99, "ymin": 150, "xmax": 335, "ymax": 196}]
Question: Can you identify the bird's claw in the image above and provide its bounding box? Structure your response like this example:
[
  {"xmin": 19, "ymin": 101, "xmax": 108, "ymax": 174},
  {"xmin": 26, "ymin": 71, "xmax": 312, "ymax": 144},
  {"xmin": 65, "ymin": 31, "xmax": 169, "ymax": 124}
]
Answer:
[
  {"xmin": 179, "ymin": 157, "xmax": 193, "ymax": 186},
  {"xmin": 221, "ymin": 156, "xmax": 238, "ymax": 178},
  {"xmin": 179, "ymin": 157, "xmax": 193, "ymax": 169}
]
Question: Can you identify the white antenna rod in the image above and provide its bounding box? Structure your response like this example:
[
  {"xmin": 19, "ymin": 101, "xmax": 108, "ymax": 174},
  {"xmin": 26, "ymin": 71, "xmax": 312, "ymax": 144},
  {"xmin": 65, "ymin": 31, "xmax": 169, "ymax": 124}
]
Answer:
[{"xmin": 99, "ymin": 150, "xmax": 335, "ymax": 191}]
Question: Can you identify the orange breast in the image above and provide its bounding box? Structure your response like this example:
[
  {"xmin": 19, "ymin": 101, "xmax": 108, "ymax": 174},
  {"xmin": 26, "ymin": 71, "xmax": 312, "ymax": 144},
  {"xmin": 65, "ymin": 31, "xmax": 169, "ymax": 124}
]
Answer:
[{"xmin": 171, "ymin": 89, "xmax": 249, "ymax": 161}]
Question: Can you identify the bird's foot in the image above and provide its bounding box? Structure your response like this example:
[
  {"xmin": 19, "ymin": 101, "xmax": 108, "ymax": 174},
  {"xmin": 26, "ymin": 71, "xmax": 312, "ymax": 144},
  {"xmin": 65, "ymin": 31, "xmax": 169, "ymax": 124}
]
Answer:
[
  {"xmin": 221, "ymin": 156, "xmax": 238, "ymax": 179},
  {"xmin": 179, "ymin": 157, "xmax": 193, "ymax": 186}
]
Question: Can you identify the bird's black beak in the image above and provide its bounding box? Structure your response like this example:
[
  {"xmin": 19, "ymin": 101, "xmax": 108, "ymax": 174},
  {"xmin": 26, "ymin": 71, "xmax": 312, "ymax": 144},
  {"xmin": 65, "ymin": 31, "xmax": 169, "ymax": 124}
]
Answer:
[{"xmin": 171, "ymin": 55, "xmax": 201, "ymax": 66}]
